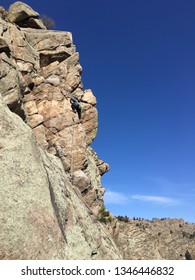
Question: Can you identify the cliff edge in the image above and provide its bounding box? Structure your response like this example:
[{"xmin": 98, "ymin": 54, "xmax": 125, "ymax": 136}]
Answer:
[{"xmin": 0, "ymin": 1, "xmax": 121, "ymax": 260}]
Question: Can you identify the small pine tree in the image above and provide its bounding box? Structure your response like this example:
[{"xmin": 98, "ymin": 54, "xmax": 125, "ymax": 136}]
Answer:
[
  {"xmin": 40, "ymin": 15, "xmax": 55, "ymax": 29},
  {"xmin": 116, "ymin": 215, "xmax": 129, "ymax": 222},
  {"xmin": 98, "ymin": 207, "xmax": 111, "ymax": 224}
]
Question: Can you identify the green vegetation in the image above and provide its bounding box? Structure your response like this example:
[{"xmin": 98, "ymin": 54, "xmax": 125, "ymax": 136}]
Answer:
[
  {"xmin": 117, "ymin": 215, "xmax": 129, "ymax": 223},
  {"xmin": 40, "ymin": 15, "xmax": 55, "ymax": 29},
  {"xmin": 98, "ymin": 207, "xmax": 112, "ymax": 224}
]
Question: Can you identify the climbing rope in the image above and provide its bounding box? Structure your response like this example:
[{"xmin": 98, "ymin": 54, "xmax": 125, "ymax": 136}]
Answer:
[
  {"xmin": 70, "ymin": 113, "xmax": 78, "ymax": 177},
  {"xmin": 69, "ymin": 96, "xmax": 85, "ymax": 179}
]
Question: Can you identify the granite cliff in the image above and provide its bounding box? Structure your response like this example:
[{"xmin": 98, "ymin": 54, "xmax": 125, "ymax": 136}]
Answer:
[
  {"xmin": 0, "ymin": 2, "xmax": 195, "ymax": 260},
  {"xmin": 0, "ymin": 1, "xmax": 121, "ymax": 260}
]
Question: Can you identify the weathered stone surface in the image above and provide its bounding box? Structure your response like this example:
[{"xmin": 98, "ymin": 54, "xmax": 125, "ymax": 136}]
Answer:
[
  {"xmin": 23, "ymin": 100, "xmax": 38, "ymax": 115},
  {"xmin": 41, "ymin": 61, "xmax": 60, "ymax": 77},
  {"xmin": 82, "ymin": 105, "xmax": 98, "ymax": 144},
  {"xmin": 8, "ymin": 24, "xmax": 39, "ymax": 65},
  {"xmin": 0, "ymin": 38, "xmax": 10, "ymax": 53},
  {"xmin": 27, "ymin": 114, "xmax": 43, "ymax": 128},
  {"xmin": 0, "ymin": 53, "xmax": 20, "ymax": 106},
  {"xmin": 0, "ymin": 6, "xmax": 7, "ymax": 20},
  {"xmin": 58, "ymin": 124, "xmax": 87, "ymax": 172},
  {"xmin": 0, "ymin": 95, "xmax": 122, "ymax": 260},
  {"xmin": 46, "ymin": 74, "xmax": 61, "ymax": 86},
  {"xmin": 113, "ymin": 218, "xmax": 195, "ymax": 260},
  {"xmin": 7, "ymin": 2, "xmax": 39, "ymax": 23},
  {"xmin": 23, "ymin": 28, "xmax": 73, "ymax": 52},
  {"xmin": 33, "ymin": 125, "xmax": 48, "ymax": 149},
  {"xmin": 82, "ymin": 89, "xmax": 97, "ymax": 105},
  {"xmin": 97, "ymin": 161, "xmax": 109, "ymax": 175},
  {"xmin": 1, "ymin": 88, "xmax": 20, "ymax": 107},
  {"xmin": 0, "ymin": 96, "xmax": 63, "ymax": 259},
  {"xmin": 19, "ymin": 18, "xmax": 46, "ymax": 29},
  {"xmin": 16, "ymin": 61, "xmax": 34, "ymax": 73},
  {"xmin": 0, "ymin": 18, "xmax": 7, "ymax": 36},
  {"xmin": 40, "ymin": 49, "xmax": 71, "ymax": 67},
  {"xmin": 83, "ymin": 147, "xmax": 106, "ymax": 214},
  {"xmin": 72, "ymin": 170, "xmax": 90, "ymax": 194},
  {"xmin": 37, "ymin": 99, "xmax": 64, "ymax": 120}
]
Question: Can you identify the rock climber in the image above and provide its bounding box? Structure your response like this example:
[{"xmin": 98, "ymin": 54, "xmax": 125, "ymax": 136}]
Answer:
[{"xmin": 70, "ymin": 96, "xmax": 82, "ymax": 119}]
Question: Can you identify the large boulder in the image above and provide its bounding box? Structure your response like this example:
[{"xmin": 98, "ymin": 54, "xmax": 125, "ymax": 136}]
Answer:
[
  {"xmin": 7, "ymin": 2, "xmax": 46, "ymax": 29},
  {"xmin": 7, "ymin": 2, "xmax": 39, "ymax": 23},
  {"xmin": 72, "ymin": 170, "xmax": 91, "ymax": 194}
]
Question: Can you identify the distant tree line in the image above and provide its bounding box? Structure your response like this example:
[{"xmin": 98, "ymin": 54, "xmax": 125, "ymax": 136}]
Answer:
[
  {"xmin": 115, "ymin": 216, "xmax": 175, "ymax": 222},
  {"xmin": 116, "ymin": 215, "xmax": 129, "ymax": 223}
]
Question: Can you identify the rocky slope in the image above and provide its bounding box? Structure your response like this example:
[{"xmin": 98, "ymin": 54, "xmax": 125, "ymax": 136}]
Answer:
[
  {"xmin": 113, "ymin": 218, "xmax": 195, "ymax": 260},
  {"xmin": 0, "ymin": 2, "xmax": 195, "ymax": 260}
]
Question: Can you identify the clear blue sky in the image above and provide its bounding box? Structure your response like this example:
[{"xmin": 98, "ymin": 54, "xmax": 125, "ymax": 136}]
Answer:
[{"xmin": 2, "ymin": 0, "xmax": 195, "ymax": 222}]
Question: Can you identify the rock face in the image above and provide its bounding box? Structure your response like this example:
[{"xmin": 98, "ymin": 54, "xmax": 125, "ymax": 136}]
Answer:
[
  {"xmin": 0, "ymin": 2, "xmax": 195, "ymax": 260},
  {"xmin": 0, "ymin": 95, "xmax": 121, "ymax": 259},
  {"xmin": 0, "ymin": 2, "xmax": 120, "ymax": 260},
  {"xmin": 0, "ymin": 2, "xmax": 104, "ymax": 215},
  {"xmin": 113, "ymin": 218, "xmax": 195, "ymax": 260}
]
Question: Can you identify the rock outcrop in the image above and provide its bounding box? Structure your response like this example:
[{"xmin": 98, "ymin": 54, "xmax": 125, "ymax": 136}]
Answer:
[
  {"xmin": 0, "ymin": 94, "xmax": 121, "ymax": 259},
  {"xmin": 7, "ymin": 1, "xmax": 46, "ymax": 29},
  {"xmin": 0, "ymin": 1, "xmax": 106, "ymax": 216},
  {"xmin": 0, "ymin": 2, "xmax": 195, "ymax": 260},
  {"xmin": 113, "ymin": 218, "xmax": 195, "ymax": 260},
  {"xmin": 0, "ymin": 2, "xmax": 119, "ymax": 260}
]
